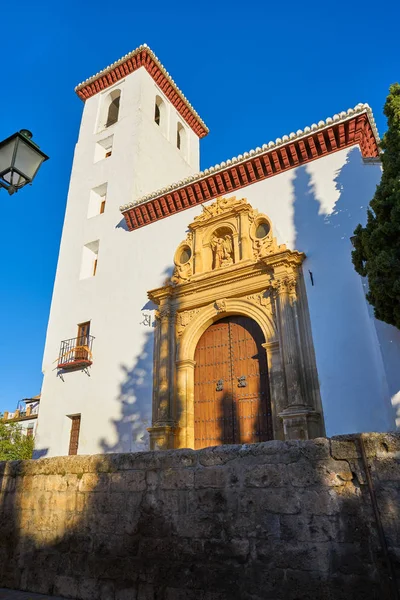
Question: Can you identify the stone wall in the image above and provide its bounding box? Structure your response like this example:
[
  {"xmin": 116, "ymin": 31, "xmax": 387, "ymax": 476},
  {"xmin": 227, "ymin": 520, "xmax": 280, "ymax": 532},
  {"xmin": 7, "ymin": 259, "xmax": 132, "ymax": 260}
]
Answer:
[{"xmin": 0, "ymin": 433, "xmax": 399, "ymax": 600}]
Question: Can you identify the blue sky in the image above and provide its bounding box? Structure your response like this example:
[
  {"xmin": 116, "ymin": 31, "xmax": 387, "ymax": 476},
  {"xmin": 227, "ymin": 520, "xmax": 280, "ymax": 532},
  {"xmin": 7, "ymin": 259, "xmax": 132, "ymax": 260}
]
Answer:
[{"xmin": 0, "ymin": 0, "xmax": 399, "ymax": 412}]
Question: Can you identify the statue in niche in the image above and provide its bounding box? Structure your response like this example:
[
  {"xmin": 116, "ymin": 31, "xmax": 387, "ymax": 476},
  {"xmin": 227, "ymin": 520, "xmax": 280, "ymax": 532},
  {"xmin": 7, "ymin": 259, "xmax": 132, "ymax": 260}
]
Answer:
[{"xmin": 211, "ymin": 234, "xmax": 233, "ymax": 269}]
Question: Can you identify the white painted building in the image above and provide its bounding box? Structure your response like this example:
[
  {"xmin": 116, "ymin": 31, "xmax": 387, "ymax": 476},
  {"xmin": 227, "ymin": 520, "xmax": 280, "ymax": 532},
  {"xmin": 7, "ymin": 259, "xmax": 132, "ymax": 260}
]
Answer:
[
  {"xmin": 2, "ymin": 395, "xmax": 40, "ymax": 438},
  {"xmin": 35, "ymin": 44, "xmax": 400, "ymax": 458}
]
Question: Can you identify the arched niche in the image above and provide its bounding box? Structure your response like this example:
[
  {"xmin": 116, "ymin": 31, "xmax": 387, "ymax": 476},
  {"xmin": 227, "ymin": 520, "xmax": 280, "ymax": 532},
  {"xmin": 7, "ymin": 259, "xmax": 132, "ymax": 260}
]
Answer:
[
  {"xmin": 154, "ymin": 95, "xmax": 167, "ymax": 135},
  {"xmin": 98, "ymin": 89, "xmax": 121, "ymax": 131}
]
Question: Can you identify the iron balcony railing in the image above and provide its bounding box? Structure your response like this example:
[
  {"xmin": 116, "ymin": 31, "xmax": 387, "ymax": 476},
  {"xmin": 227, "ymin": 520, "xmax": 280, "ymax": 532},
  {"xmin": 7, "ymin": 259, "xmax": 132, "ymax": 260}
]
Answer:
[{"xmin": 57, "ymin": 335, "xmax": 95, "ymax": 370}]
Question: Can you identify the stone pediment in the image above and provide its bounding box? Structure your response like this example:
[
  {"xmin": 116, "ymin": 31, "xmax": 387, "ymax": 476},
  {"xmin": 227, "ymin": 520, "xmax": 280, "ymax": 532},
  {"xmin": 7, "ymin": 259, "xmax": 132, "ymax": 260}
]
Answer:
[{"xmin": 162, "ymin": 195, "xmax": 293, "ymax": 287}]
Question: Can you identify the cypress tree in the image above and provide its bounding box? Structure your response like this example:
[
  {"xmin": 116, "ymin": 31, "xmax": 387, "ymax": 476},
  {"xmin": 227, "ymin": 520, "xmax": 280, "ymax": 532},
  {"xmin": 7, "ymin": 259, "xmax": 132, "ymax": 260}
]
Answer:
[{"xmin": 352, "ymin": 83, "xmax": 400, "ymax": 328}]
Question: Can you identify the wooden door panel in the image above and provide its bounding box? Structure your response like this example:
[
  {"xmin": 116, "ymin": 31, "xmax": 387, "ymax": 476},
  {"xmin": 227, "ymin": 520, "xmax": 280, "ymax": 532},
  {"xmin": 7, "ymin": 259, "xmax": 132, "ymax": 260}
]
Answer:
[
  {"xmin": 194, "ymin": 320, "xmax": 232, "ymax": 448},
  {"xmin": 194, "ymin": 316, "xmax": 272, "ymax": 449}
]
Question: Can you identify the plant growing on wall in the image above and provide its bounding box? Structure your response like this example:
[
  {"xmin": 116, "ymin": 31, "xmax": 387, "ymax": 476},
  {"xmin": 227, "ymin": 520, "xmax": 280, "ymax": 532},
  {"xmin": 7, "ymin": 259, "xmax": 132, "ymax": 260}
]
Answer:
[
  {"xmin": 352, "ymin": 83, "xmax": 400, "ymax": 329},
  {"xmin": 0, "ymin": 422, "xmax": 34, "ymax": 460}
]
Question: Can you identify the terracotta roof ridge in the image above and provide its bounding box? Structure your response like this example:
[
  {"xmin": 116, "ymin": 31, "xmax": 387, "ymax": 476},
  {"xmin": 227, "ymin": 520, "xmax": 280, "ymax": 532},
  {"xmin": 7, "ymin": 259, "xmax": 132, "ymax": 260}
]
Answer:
[
  {"xmin": 120, "ymin": 103, "xmax": 380, "ymax": 213},
  {"xmin": 75, "ymin": 43, "xmax": 208, "ymax": 134}
]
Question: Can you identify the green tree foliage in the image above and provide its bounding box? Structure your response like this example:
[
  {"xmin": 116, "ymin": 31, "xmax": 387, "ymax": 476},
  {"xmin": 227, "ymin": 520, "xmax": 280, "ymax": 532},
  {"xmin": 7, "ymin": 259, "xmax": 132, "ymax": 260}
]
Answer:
[
  {"xmin": 0, "ymin": 421, "xmax": 34, "ymax": 461},
  {"xmin": 352, "ymin": 83, "xmax": 400, "ymax": 328}
]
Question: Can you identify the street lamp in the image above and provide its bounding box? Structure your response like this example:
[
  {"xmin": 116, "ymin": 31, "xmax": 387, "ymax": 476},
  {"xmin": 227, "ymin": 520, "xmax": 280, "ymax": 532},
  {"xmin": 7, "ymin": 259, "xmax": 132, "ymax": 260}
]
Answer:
[{"xmin": 0, "ymin": 130, "xmax": 49, "ymax": 195}]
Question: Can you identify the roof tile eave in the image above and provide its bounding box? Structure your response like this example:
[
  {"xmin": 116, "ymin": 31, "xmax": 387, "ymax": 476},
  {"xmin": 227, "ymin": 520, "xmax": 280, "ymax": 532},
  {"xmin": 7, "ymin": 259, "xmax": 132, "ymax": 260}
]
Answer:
[
  {"xmin": 120, "ymin": 103, "xmax": 380, "ymax": 214},
  {"xmin": 74, "ymin": 43, "xmax": 209, "ymax": 135}
]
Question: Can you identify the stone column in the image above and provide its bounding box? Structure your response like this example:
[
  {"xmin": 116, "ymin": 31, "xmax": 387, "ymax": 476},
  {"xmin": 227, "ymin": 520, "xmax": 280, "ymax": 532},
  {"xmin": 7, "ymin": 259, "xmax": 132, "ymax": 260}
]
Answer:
[
  {"xmin": 148, "ymin": 302, "xmax": 176, "ymax": 450},
  {"xmin": 238, "ymin": 211, "xmax": 252, "ymax": 261},
  {"xmin": 193, "ymin": 230, "xmax": 203, "ymax": 274},
  {"xmin": 232, "ymin": 232, "xmax": 240, "ymax": 264},
  {"xmin": 262, "ymin": 341, "xmax": 286, "ymax": 441},
  {"xmin": 273, "ymin": 274, "xmax": 320, "ymax": 440},
  {"xmin": 175, "ymin": 358, "xmax": 196, "ymax": 449}
]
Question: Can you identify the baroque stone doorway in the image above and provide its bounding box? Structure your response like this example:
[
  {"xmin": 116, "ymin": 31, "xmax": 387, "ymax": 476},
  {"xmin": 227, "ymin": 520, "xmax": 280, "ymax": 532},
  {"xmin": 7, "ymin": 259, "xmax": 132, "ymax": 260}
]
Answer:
[
  {"xmin": 148, "ymin": 195, "xmax": 325, "ymax": 450},
  {"xmin": 194, "ymin": 316, "xmax": 272, "ymax": 449}
]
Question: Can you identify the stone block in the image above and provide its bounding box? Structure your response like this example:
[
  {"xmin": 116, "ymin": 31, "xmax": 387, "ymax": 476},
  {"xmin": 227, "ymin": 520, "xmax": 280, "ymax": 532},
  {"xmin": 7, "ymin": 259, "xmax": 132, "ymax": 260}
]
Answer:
[
  {"xmin": 110, "ymin": 471, "xmax": 146, "ymax": 492},
  {"xmin": 222, "ymin": 510, "xmax": 280, "ymax": 540},
  {"xmin": 244, "ymin": 463, "xmax": 288, "ymax": 487},
  {"xmin": 195, "ymin": 467, "xmax": 230, "ymax": 488},
  {"xmin": 138, "ymin": 583, "xmax": 155, "ymax": 600},
  {"xmin": 161, "ymin": 468, "xmax": 194, "ymax": 489},
  {"xmin": 78, "ymin": 577, "xmax": 100, "ymax": 600},
  {"xmin": 54, "ymin": 575, "xmax": 79, "ymax": 598},
  {"xmin": 374, "ymin": 457, "xmax": 400, "ymax": 482},
  {"xmin": 330, "ymin": 438, "xmax": 360, "ymax": 460},
  {"xmin": 198, "ymin": 445, "xmax": 241, "ymax": 467},
  {"xmin": 165, "ymin": 587, "xmax": 204, "ymax": 600},
  {"xmin": 159, "ymin": 448, "xmax": 197, "ymax": 469},
  {"xmin": 78, "ymin": 473, "xmax": 99, "ymax": 493},
  {"xmin": 287, "ymin": 457, "xmax": 353, "ymax": 487},
  {"xmin": 203, "ymin": 538, "xmax": 249, "ymax": 562},
  {"xmin": 172, "ymin": 513, "xmax": 223, "ymax": 539},
  {"xmin": 256, "ymin": 540, "xmax": 331, "ymax": 572},
  {"xmin": 116, "ymin": 585, "xmax": 138, "ymax": 600},
  {"xmin": 146, "ymin": 470, "xmax": 159, "ymax": 489},
  {"xmin": 100, "ymin": 578, "xmax": 116, "ymax": 600},
  {"xmin": 330, "ymin": 542, "xmax": 374, "ymax": 575},
  {"xmin": 188, "ymin": 488, "xmax": 233, "ymax": 513},
  {"xmin": 280, "ymin": 514, "xmax": 335, "ymax": 542},
  {"xmin": 240, "ymin": 489, "xmax": 300, "ymax": 515},
  {"xmin": 299, "ymin": 488, "xmax": 340, "ymax": 515}
]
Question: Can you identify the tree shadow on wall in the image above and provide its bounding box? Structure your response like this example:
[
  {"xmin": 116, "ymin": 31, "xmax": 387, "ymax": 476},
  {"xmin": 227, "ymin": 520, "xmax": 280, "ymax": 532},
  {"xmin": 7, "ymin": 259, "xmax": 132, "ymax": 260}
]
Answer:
[
  {"xmin": 291, "ymin": 148, "xmax": 396, "ymax": 434},
  {"xmin": 99, "ymin": 264, "xmax": 175, "ymax": 454},
  {"xmin": 100, "ymin": 329, "xmax": 154, "ymax": 454}
]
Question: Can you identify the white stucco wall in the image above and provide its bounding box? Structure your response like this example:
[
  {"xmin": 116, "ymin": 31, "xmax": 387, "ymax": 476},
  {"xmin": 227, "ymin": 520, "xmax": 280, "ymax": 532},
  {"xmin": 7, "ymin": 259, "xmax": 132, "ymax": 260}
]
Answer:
[{"xmin": 35, "ymin": 68, "xmax": 400, "ymax": 457}]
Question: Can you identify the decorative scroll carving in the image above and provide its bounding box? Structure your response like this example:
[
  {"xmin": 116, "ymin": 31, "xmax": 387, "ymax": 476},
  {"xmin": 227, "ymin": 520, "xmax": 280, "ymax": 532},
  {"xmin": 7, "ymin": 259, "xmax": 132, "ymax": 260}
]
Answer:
[
  {"xmin": 157, "ymin": 399, "xmax": 169, "ymax": 421},
  {"xmin": 215, "ymin": 299, "xmax": 227, "ymax": 314},
  {"xmin": 271, "ymin": 276, "xmax": 297, "ymax": 301},
  {"xmin": 246, "ymin": 290, "xmax": 276, "ymax": 326},
  {"xmin": 171, "ymin": 262, "xmax": 192, "ymax": 284},
  {"xmin": 171, "ymin": 232, "xmax": 194, "ymax": 285},
  {"xmin": 193, "ymin": 196, "xmax": 245, "ymax": 223},
  {"xmin": 176, "ymin": 308, "xmax": 200, "ymax": 337}
]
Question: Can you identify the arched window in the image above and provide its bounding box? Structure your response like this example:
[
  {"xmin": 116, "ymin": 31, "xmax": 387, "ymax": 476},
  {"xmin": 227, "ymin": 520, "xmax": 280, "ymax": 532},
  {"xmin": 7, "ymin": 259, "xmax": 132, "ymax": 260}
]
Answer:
[
  {"xmin": 100, "ymin": 89, "xmax": 121, "ymax": 130},
  {"xmin": 106, "ymin": 95, "xmax": 120, "ymax": 127},
  {"xmin": 154, "ymin": 95, "xmax": 166, "ymax": 131},
  {"xmin": 176, "ymin": 122, "xmax": 187, "ymax": 158}
]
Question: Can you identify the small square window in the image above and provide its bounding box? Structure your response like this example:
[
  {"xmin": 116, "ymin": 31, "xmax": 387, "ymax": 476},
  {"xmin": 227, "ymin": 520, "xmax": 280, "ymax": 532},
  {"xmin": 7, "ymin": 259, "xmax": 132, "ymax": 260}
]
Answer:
[
  {"xmin": 80, "ymin": 241, "xmax": 99, "ymax": 280},
  {"xmin": 94, "ymin": 135, "xmax": 114, "ymax": 162},
  {"xmin": 88, "ymin": 184, "xmax": 107, "ymax": 218}
]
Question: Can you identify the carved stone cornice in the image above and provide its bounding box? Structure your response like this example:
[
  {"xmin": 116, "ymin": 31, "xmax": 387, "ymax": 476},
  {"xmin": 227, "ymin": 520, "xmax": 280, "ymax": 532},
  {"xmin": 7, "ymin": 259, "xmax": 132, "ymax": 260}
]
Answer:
[{"xmin": 190, "ymin": 195, "xmax": 253, "ymax": 228}]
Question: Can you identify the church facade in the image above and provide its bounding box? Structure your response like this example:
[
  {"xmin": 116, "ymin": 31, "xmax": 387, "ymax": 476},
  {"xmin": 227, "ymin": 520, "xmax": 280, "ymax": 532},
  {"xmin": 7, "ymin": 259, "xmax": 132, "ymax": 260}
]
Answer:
[{"xmin": 35, "ymin": 45, "xmax": 400, "ymax": 457}]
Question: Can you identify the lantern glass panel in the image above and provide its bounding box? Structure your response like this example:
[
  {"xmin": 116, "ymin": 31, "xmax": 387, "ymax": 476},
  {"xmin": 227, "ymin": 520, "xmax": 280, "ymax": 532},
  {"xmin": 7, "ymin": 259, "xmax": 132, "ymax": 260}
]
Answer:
[
  {"xmin": 14, "ymin": 139, "xmax": 46, "ymax": 182},
  {"xmin": 0, "ymin": 138, "xmax": 16, "ymax": 175}
]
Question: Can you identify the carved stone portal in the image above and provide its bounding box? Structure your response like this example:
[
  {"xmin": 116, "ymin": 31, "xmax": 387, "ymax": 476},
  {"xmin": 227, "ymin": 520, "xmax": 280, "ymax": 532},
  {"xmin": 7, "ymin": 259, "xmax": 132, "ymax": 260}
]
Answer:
[{"xmin": 148, "ymin": 196, "xmax": 325, "ymax": 450}]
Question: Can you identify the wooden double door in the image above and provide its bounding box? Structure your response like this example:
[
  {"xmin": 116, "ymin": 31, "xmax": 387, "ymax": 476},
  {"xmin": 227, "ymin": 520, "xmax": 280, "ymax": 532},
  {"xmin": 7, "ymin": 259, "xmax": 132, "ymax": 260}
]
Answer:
[{"xmin": 194, "ymin": 316, "xmax": 272, "ymax": 449}]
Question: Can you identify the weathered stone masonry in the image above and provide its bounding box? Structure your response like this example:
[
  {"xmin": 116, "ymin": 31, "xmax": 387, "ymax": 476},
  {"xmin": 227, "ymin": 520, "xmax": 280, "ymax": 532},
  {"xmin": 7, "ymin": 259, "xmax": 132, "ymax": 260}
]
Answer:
[{"xmin": 0, "ymin": 433, "xmax": 399, "ymax": 600}]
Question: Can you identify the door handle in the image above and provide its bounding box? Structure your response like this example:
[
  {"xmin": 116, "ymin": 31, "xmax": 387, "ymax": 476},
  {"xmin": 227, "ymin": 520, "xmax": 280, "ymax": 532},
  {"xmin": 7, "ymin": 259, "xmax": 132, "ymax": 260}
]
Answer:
[
  {"xmin": 216, "ymin": 379, "xmax": 224, "ymax": 391},
  {"xmin": 237, "ymin": 375, "xmax": 247, "ymax": 388}
]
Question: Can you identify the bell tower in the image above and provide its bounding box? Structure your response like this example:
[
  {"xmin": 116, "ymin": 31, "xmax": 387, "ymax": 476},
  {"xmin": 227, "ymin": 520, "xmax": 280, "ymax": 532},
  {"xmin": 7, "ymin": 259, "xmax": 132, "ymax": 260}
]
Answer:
[{"xmin": 36, "ymin": 45, "xmax": 209, "ymax": 457}]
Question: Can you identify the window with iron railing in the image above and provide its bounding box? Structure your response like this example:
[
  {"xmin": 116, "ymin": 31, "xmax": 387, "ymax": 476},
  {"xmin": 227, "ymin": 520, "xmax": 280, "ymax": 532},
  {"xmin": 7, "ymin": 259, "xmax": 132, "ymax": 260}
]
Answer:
[{"xmin": 57, "ymin": 326, "xmax": 95, "ymax": 370}]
